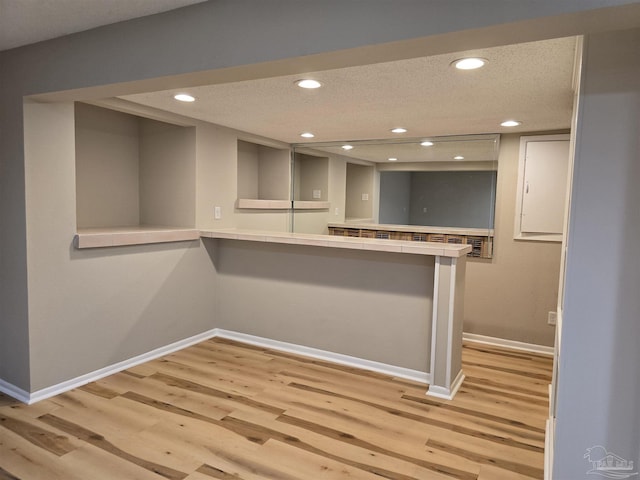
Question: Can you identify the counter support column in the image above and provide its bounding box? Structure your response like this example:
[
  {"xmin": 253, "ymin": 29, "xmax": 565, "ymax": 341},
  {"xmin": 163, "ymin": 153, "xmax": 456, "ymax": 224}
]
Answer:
[{"xmin": 428, "ymin": 255, "xmax": 466, "ymax": 399}]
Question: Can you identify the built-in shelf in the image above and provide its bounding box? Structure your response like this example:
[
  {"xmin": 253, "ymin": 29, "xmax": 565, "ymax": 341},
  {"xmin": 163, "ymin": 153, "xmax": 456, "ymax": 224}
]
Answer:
[
  {"xmin": 75, "ymin": 103, "xmax": 196, "ymax": 233},
  {"xmin": 200, "ymin": 228, "xmax": 471, "ymax": 258},
  {"xmin": 237, "ymin": 139, "xmax": 290, "ymax": 209},
  {"xmin": 74, "ymin": 226, "xmax": 200, "ymax": 249}
]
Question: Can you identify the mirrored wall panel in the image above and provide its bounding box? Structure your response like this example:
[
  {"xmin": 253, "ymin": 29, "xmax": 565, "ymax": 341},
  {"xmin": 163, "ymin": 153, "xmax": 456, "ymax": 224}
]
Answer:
[{"xmin": 291, "ymin": 134, "xmax": 499, "ymax": 258}]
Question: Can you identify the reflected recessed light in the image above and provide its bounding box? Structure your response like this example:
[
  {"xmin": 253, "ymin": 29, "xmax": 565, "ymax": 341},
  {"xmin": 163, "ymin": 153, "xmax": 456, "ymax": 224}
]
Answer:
[
  {"xmin": 454, "ymin": 155, "xmax": 465, "ymax": 160},
  {"xmin": 421, "ymin": 141, "xmax": 434, "ymax": 147},
  {"xmin": 452, "ymin": 57, "xmax": 487, "ymax": 70},
  {"xmin": 341, "ymin": 145, "xmax": 354, "ymax": 150},
  {"xmin": 300, "ymin": 132, "xmax": 315, "ymax": 138},
  {"xmin": 501, "ymin": 120, "xmax": 522, "ymax": 127},
  {"xmin": 388, "ymin": 157, "xmax": 398, "ymax": 162},
  {"xmin": 391, "ymin": 128, "xmax": 407, "ymax": 134},
  {"xmin": 174, "ymin": 93, "xmax": 195, "ymax": 102},
  {"xmin": 296, "ymin": 79, "xmax": 322, "ymax": 89}
]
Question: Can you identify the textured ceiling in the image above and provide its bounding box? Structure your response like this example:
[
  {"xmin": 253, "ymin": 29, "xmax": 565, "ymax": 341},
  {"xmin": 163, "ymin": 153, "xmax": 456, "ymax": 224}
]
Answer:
[
  {"xmin": 0, "ymin": 0, "xmax": 206, "ymax": 51},
  {"xmin": 122, "ymin": 36, "xmax": 577, "ymax": 147}
]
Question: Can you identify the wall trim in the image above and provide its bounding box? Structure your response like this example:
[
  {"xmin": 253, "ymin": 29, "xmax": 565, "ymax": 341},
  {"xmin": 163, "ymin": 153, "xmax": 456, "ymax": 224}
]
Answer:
[
  {"xmin": 26, "ymin": 328, "xmax": 219, "ymax": 404},
  {"xmin": 463, "ymin": 332, "xmax": 554, "ymax": 356},
  {"xmin": 4, "ymin": 329, "xmax": 553, "ymax": 405},
  {"xmin": 545, "ymin": 417, "xmax": 554, "ymax": 480},
  {"xmin": 0, "ymin": 378, "xmax": 31, "ymax": 404},
  {"xmin": 8, "ymin": 328, "xmax": 430, "ymax": 404},
  {"xmin": 427, "ymin": 370, "xmax": 465, "ymax": 400},
  {"xmin": 214, "ymin": 329, "xmax": 431, "ymax": 385}
]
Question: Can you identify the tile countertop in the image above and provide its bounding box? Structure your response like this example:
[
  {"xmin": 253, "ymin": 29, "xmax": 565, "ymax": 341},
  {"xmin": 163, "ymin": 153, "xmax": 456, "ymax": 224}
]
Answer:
[
  {"xmin": 200, "ymin": 229, "xmax": 472, "ymax": 258},
  {"xmin": 328, "ymin": 222, "xmax": 494, "ymax": 236}
]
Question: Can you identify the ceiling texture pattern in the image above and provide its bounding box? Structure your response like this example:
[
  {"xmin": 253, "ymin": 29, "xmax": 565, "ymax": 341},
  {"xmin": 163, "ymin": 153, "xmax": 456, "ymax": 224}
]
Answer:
[{"xmin": 122, "ymin": 37, "xmax": 577, "ymax": 144}]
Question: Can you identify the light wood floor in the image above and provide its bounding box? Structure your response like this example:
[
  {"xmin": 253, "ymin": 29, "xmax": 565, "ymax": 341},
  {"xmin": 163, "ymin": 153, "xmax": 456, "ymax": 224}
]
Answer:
[{"xmin": 0, "ymin": 339, "xmax": 552, "ymax": 480}]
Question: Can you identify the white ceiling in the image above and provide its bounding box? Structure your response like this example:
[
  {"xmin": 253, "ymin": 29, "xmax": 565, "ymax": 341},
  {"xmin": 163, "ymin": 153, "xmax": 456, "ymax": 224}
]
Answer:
[
  {"xmin": 0, "ymin": 0, "xmax": 206, "ymax": 51},
  {"xmin": 121, "ymin": 36, "xmax": 577, "ymax": 146}
]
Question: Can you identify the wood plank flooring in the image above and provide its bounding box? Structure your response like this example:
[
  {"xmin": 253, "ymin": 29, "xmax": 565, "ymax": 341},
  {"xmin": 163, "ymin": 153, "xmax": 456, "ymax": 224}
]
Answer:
[{"xmin": 0, "ymin": 339, "xmax": 552, "ymax": 480}]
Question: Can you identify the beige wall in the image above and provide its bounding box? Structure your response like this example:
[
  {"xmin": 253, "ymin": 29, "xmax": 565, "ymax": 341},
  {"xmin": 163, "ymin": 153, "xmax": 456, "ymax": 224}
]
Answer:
[
  {"xmin": 345, "ymin": 163, "xmax": 375, "ymax": 220},
  {"xmin": 139, "ymin": 118, "xmax": 196, "ymax": 228},
  {"xmin": 75, "ymin": 103, "xmax": 140, "ymax": 228},
  {"xmin": 464, "ymin": 133, "xmax": 563, "ymax": 346}
]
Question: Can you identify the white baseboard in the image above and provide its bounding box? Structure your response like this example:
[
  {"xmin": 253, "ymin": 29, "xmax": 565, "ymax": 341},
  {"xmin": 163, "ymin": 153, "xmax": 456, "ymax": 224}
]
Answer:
[
  {"xmin": 3, "ymin": 328, "xmax": 430, "ymax": 404},
  {"xmin": 426, "ymin": 370, "xmax": 466, "ymax": 400},
  {"xmin": 0, "ymin": 378, "xmax": 31, "ymax": 404},
  {"xmin": 214, "ymin": 329, "xmax": 431, "ymax": 385},
  {"xmin": 25, "ymin": 328, "xmax": 219, "ymax": 404},
  {"xmin": 463, "ymin": 332, "xmax": 554, "ymax": 356},
  {"xmin": 545, "ymin": 417, "xmax": 555, "ymax": 480}
]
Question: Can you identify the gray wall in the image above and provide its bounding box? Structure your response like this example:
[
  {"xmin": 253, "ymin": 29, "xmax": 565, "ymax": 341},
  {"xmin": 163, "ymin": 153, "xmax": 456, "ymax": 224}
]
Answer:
[
  {"xmin": 553, "ymin": 28, "xmax": 640, "ymax": 479},
  {"xmin": 211, "ymin": 240, "xmax": 433, "ymax": 371},
  {"xmin": 408, "ymin": 171, "xmax": 496, "ymax": 228},
  {"xmin": 379, "ymin": 171, "xmax": 411, "ymax": 225}
]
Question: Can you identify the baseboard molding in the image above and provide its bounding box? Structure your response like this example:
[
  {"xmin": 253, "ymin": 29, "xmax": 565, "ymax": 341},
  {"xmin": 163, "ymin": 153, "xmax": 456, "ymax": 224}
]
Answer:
[
  {"xmin": 0, "ymin": 378, "xmax": 31, "ymax": 404},
  {"xmin": 27, "ymin": 328, "xmax": 219, "ymax": 404},
  {"xmin": 5, "ymin": 330, "xmax": 550, "ymax": 405},
  {"xmin": 426, "ymin": 370, "xmax": 466, "ymax": 400},
  {"xmin": 215, "ymin": 329, "xmax": 431, "ymax": 385},
  {"xmin": 545, "ymin": 417, "xmax": 555, "ymax": 480},
  {"xmin": 6, "ymin": 328, "xmax": 430, "ymax": 405},
  {"xmin": 463, "ymin": 332, "xmax": 554, "ymax": 356}
]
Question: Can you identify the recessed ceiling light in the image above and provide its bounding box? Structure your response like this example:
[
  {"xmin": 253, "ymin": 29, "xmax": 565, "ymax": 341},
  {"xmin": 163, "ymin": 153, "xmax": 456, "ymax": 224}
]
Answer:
[
  {"xmin": 300, "ymin": 132, "xmax": 315, "ymax": 138},
  {"xmin": 341, "ymin": 145, "xmax": 354, "ymax": 150},
  {"xmin": 421, "ymin": 141, "xmax": 434, "ymax": 147},
  {"xmin": 296, "ymin": 79, "xmax": 322, "ymax": 89},
  {"xmin": 391, "ymin": 128, "xmax": 407, "ymax": 134},
  {"xmin": 452, "ymin": 57, "xmax": 487, "ymax": 70},
  {"xmin": 501, "ymin": 120, "xmax": 522, "ymax": 127},
  {"xmin": 454, "ymin": 155, "xmax": 465, "ymax": 160},
  {"xmin": 174, "ymin": 93, "xmax": 195, "ymax": 102},
  {"xmin": 388, "ymin": 157, "xmax": 398, "ymax": 162}
]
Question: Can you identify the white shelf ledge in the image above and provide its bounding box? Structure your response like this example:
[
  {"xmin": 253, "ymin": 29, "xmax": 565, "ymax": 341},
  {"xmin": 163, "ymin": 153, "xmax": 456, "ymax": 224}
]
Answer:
[
  {"xmin": 75, "ymin": 226, "xmax": 200, "ymax": 249},
  {"xmin": 236, "ymin": 199, "xmax": 291, "ymax": 210},
  {"xmin": 293, "ymin": 201, "xmax": 330, "ymax": 210},
  {"xmin": 200, "ymin": 228, "xmax": 471, "ymax": 258}
]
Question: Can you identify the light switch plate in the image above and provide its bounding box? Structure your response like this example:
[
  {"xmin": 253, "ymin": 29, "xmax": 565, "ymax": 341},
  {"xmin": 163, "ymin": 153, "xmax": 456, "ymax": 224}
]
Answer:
[
  {"xmin": 313, "ymin": 189, "xmax": 321, "ymax": 199},
  {"xmin": 361, "ymin": 193, "xmax": 369, "ymax": 201}
]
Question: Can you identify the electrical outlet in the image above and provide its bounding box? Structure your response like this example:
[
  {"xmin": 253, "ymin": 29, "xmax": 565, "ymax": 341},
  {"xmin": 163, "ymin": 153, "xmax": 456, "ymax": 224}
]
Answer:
[
  {"xmin": 548, "ymin": 311, "xmax": 557, "ymax": 325},
  {"xmin": 313, "ymin": 189, "xmax": 321, "ymax": 199},
  {"xmin": 334, "ymin": 207, "xmax": 339, "ymax": 216},
  {"xmin": 214, "ymin": 206, "xmax": 221, "ymax": 220},
  {"xmin": 361, "ymin": 193, "xmax": 369, "ymax": 201}
]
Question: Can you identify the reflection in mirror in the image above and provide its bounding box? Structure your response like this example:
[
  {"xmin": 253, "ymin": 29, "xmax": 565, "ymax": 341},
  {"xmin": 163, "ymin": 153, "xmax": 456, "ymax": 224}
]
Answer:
[{"xmin": 291, "ymin": 133, "xmax": 499, "ymax": 258}]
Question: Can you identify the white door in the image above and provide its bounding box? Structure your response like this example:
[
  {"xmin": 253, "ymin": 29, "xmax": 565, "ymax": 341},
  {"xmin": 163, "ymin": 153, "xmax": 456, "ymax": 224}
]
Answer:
[{"xmin": 520, "ymin": 140, "xmax": 570, "ymax": 234}]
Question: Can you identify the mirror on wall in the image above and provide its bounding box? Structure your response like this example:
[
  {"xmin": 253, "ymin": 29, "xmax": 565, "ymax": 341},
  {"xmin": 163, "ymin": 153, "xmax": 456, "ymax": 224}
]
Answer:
[{"xmin": 291, "ymin": 133, "xmax": 499, "ymax": 258}]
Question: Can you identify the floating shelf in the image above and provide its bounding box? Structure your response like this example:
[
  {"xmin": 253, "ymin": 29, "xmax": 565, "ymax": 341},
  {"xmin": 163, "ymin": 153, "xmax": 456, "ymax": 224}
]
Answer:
[
  {"xmin": 293, "ymin": 201, "xmax": 331, "ymax": 210},
  {"xmin": 236, "ymin": 199, "xmax": 291, "ymax": 210},
  {"xmin": 74, "ymin": 226, "xmax": 200, "ymax": 249}
]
